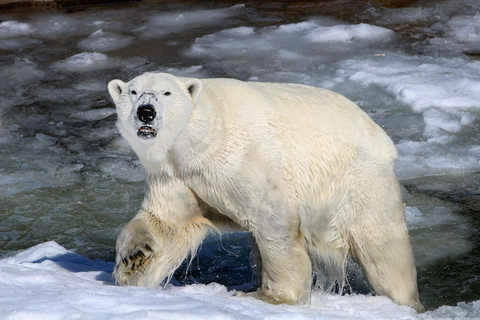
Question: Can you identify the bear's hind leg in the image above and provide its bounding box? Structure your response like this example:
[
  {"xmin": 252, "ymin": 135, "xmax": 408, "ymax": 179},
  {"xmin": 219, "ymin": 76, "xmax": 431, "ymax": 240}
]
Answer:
[
  {"xmin": 346, "ymin": 160, "xmax": 424, "ymax": 312},
  {"xmin": 349, "ymin": 208, "xmax": 424, "ymax": 312}
]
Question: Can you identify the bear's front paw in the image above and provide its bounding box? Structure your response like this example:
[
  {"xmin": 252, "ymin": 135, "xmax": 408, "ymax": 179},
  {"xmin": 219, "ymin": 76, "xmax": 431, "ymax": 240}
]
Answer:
[
  {"xmin": 114, "ymin": 242, "xmax": 155, "ymax": 286},
  {"xmin": 122, "ymin": 243, "xmax": 154, "ymax": 274}
]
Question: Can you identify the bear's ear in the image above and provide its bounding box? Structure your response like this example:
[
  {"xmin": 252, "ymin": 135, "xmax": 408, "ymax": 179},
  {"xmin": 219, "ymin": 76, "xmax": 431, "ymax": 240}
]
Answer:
[
  {"xmin": 185, "ymin": 78, "xmax": 203, "ymax": 102},
  {"xmin": 108, "ymin": 79, "xmax": 125, "ymax": 103}
]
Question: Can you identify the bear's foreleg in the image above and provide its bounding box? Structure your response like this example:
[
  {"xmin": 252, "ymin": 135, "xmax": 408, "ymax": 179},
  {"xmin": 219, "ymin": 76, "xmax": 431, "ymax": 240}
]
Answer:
[
  {"xmin": 114, "ymin": 210, "xmax": 213, "ymax": 288},
  {"xmin": 114, "ymin": 216, "xmax": 157, "ymax": 286}
]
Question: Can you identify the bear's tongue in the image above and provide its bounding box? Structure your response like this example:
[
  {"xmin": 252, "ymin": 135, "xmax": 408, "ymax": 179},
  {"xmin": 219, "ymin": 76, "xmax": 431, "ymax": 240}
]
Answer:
[{"xmin": 137, "ymin": 126, "xmax": 157, "ymax": 139}]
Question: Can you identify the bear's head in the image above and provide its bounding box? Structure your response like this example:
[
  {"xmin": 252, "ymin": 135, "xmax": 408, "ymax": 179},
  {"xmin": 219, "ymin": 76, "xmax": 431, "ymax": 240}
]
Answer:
[{"xmin": 108, "ymin": 73, "xmax": 202, "ymax": 159}]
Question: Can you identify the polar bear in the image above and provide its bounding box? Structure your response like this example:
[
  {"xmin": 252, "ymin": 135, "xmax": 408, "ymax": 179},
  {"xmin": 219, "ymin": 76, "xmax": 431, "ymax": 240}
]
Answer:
[{"xmin": 107, "ymin": 72, "xmax": 424, "ymax": 312}]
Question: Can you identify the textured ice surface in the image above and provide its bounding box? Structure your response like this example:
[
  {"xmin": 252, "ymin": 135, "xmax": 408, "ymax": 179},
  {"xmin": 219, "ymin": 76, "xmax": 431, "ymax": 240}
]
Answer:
[
  {"xmin": 78, "ymin": 29, "xmax": 134, "ymax": 52},
  {"xmin": 51, "ymin": 52, "xmax": 119, "ymax": 72}
]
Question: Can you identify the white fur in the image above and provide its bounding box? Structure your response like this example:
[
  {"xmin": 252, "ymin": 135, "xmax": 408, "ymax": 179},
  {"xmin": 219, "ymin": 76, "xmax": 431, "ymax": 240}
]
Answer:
[{"xmin": 108, "ymin": 72, "xmax": 424, "ymax": 312}]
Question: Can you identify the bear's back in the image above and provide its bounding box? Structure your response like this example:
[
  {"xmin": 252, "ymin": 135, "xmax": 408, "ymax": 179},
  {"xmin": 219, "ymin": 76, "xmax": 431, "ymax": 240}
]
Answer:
[{"xmin": 200, "ymin": 78, "xmax": 397, "ymax": 162}]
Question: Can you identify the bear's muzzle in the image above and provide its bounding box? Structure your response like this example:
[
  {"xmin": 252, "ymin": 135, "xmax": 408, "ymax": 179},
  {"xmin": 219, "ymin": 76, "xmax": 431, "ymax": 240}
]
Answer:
[{"xmin": 135, "ymin": 104, "xmax": 159, "ymax": 139}]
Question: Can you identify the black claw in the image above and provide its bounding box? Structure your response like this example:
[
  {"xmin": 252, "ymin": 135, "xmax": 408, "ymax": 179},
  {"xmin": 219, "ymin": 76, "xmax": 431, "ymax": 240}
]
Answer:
[{"xmin": 120, "ymin": 246, "xmax": 153, "ymax": 271}]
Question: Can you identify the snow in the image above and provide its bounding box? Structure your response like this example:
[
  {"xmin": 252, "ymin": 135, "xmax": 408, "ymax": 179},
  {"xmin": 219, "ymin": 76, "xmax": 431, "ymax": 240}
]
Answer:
[{"xmin": 1, "ymin": 241, "xmax": 478, "ymax": 320}]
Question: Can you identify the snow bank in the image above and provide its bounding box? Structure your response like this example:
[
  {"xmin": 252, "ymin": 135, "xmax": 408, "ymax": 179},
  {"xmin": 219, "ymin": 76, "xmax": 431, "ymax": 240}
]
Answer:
[{"xmin": 3, "ymin": 241, "xmax": 478, "ymax": 320}]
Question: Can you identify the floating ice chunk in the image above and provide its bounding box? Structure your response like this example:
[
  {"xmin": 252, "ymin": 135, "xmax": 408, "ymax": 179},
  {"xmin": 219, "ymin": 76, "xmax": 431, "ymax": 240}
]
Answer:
[
  {"xmin": 96, "ymin": 157, "xmax": 143, "ymax": 182},
  {"xmin": 188, "ymin": 20, "xmax": 397, "ymax": 81},
  {"xmin": 374, "ymin": 7, "xmax": 435, "ymax": 26},
  {"xmin": 342, "ymin": 55, "xmax": 480, "ymax": 112},
  {"xmin": 460, "ymin": 112, "xmax": 476, "ymax": 126},
  {"xmin": 78, "ymin": 29, "xmax": 134, "ymax": 52},
  {"xmin": 221, "ymin": 26, "xmax": 255, "ymax": 37},
  {"xmin": 157, "ymin": 65, "xmax": 209, "ymax": 78},
  {"xmin": 0, "ymin": 59, "xmax": 44, "ymax": 95},
  {"xmin": 0, "ymin": 21, "xmax": 34, "ymax": 38},
  {"xmin": 73, "ymin": 80, "xmax": 107, "ymax": 92},
  {"xmin": 56, "ymin": 163, "xmax": 84, "ymax": 173},
  {"xmin": 423, "ymin": 109, "xmax": 462, "ymax": 142},
  {"xmin": 191, "ymin": 26, "xmax": 273, "ymax": 57},
  {"xmin": 405, "ymin": 205, "xmax": 474, "ymax": 265},
  {"xmin": 52, "ymin": 163, "xmax": 84, "ymax": 187},
  {"xmin": 422, "ymin": 109, "xmax": 476, "ymax": 143},
  {"xmin": 395, "ymin": 139, "xmax": 480, "ymax": 179},
  {"xmin": 468, "ymin": 145, "xmax": 480, "ymax": 157},
  {"xmin": 51, "ymin": 52, "xmax": 118, "ymax": 72},
  {"xmin": 276, "ymin": 20, "xmax": 320, "ymax": 33},
  {"xmin": 405, "ymin": 206, "xmax": 463, "ymax": 230},
  {"xmin": 71, "ymin": 108, "xmax": 116, "ymax": 121},
  {"xmin": 35, "ymin": 134, "xmax": 57, "ymax": 146},
  {"xmin": 305, "ymin": 24, "xmax": 393, "ymax": 43},
  {"xmin": 136, "ymin": 5, "xmax": 245, "ymax": 38},
  {"xmin": 148, "ymin": 8, "xmax": 235, "ymax": 28},
  {"xmin": 0, "ymin": 38, "xmax": 42, "ymax": 51},
  {"xmin": 404, "ymin": 206, "xmax": 423, "ymax": 224},
  {"xmin": 410, "ymin": 3, "xmax": 480, "ymax": 54},
  {"xmin": 30, "ymin": 14, "xmax": 86, "ymax": 38},
  {"xmin": 277, "ymin": 49, "xmax": 303, "ymax": 60},
  {"xmin": 446, "ymin": 13, "xmax": 480, "ymax": 44},
  {"xmin": 120, "ymin": 56, "xmax": 152, "ymax": 70},
  {"xmin": 108, "ymin": 137, "xmax": 137, "ymax": 156}
]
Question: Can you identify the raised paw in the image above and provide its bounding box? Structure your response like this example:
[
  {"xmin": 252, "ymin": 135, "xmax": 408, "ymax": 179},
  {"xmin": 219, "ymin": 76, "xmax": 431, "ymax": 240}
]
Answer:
[
  {"xmin": 113, "ymin": 223, "xmax": 157, "ymax": 286},
  {"xmin": 121, "ymin": 243, "xmax": 154, "ymax": 275},
  {"xmin": 113, "ymin": 218, "xmax": 160, "ymax": 286}
]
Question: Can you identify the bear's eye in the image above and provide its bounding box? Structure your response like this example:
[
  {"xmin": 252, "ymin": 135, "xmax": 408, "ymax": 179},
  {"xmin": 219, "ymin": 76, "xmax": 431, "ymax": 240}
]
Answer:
[
  {"xmin": 130, "ymin": 90, "xmax": 137, "ymax": 95},
  {"xmin": 164, "ymin": 91, "xmax": 171, "ymax": 96}
]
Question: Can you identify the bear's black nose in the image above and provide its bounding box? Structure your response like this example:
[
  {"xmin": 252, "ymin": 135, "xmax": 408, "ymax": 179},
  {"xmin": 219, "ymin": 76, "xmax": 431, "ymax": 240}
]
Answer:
[{"xmin": 137, "ymin": 105, "xmax": 156, "ymax": 123}]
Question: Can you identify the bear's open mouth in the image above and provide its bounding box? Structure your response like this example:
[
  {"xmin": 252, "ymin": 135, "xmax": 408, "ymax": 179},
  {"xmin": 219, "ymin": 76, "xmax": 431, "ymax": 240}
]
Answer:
[{"xmin": 137, "ymin": 126, "xmax": 157, "ymax": 139}]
